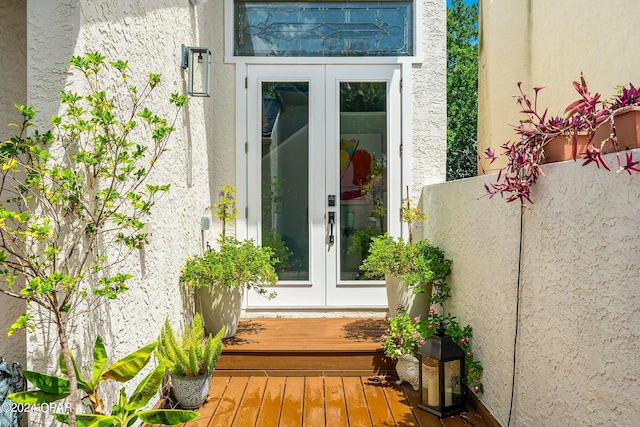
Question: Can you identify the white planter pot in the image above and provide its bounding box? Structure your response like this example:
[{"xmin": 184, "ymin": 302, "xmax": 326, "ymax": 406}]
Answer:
[
  {"xmin": 170, "ymin": 372, "xmax": 212, "ymax": 409},
  {"xmin": 385, "ymin": 274, "xmax": 432, "ymax": 319},
  {"xmin": 395, "ymin": 353, "xmax": 420, "ymax": 391},
  {"xmin": 199, "ymin": 284, "xmax": 244, "ymax": 338}
]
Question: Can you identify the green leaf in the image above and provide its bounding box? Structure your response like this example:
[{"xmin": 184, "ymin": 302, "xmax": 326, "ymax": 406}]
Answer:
[
  {"xmin": 125, "ymin": 362, "xmax": 166, "ymax": 411},
  {"xmin": 8, "ymin": 390, "xmax": 69, "ymax": 404},
  {"xmin": 92, "ymin": 335, "xmax": 109, "ymax": 385},
  {"xmin": 53, "ymin": 413, "xmax": 118, "ymax": 427},
  {"xmin": 136, "ymin": 409, "xmax": 199, "ymax": 425},
  {"xmin": 100, "ymin": 341, "xmax": 157, "ymax": 382},
  {"xmin": 22, "ymin": 370, "xmax": 70, "ymax": 394},
  {"xmin": 59, "ymin": 351, "xmax": 93, "ymax": 393}
]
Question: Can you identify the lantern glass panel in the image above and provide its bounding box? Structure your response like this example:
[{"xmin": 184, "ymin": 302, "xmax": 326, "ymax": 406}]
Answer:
[
  {"xmin": 189, "ymin": 49, "xmax": 210, "ymax": 96},
  {"xmin": 421, "ymin": 356, "xmax": 440, "ymax": 407},
  {"xmin": 444, "ymin": 359, "xmax": 462, "ymax": 407}
]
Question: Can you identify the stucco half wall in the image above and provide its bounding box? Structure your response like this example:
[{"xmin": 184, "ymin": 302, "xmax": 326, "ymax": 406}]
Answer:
[{"xmin": 419, "ymin": 153, "xmax": 640, "ymax": 426}]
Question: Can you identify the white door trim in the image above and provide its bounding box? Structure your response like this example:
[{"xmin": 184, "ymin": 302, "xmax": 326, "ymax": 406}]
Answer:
[{"xmin": 236, "ymin": 63, "xmax": 410, "ymax": 310}]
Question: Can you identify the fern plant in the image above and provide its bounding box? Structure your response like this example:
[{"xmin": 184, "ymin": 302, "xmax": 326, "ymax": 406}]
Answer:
[{"xmin": 156, "ymin": 313, "xmax": 225, "ymax": 377}]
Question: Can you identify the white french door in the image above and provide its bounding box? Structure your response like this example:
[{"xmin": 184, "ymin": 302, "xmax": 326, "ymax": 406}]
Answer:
[{"xmin": 245, "ymin": 64, "xmax": 402, "ymax": 309}]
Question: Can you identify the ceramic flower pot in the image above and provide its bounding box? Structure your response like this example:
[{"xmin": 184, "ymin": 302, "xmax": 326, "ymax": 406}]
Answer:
[
  {"xmin": 170, "ymin": 372, "xmax": 212, "ymax": 409},
  {"xmin": 395, "ymin": 353, "xmax": 419, "ymax": 391},
  {"xmin": 199, "ymin": 284, "xmax": 244, "ymax": 338},
  {"xmin": 385, "ymin": 274, "xmax": 432, "ymax": 319}
]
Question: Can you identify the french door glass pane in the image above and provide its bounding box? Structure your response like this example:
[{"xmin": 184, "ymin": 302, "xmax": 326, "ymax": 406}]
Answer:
[
  {"xmin": 339, "ymin": 82, "xmax": 387, "ymax": 280},
  {"xmin": 261, "ymin": 82, "xmax": 310, "ymax": 280}
]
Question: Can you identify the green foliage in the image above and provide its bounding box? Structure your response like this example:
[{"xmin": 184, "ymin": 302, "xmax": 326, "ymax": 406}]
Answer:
[
  {"xmin": 340, "ymin": 82, "xmax": 386, "ymax": 112},
  {"xmin": 156, "ymin": 313, "xmax": 225, "ymax": 377},
  {"xmin": 399, "ymin": 189, "xmax": 427, "ymax": 244},
  {"xmin": 261, "ymin": 229, "xmax": 292, "ymax": 272},
  {"xmin": 0, "ymin": 52, "xmax": 186, "ymax": 425},
  {"xmin": 8, "ymin": 336, "xmax": 198, "ymax": 426},
  {"xmin": 360, "ymin": 192, "xmax": 450, "ymax": 294},
  {"xmin": 181, "ymin": 236, "xmax": 279, "ymax": 299},
  {"xmin": 181, "ymin": 187, "xmax": 279, "ymax": 299},
  {"xmin": 381, "ymin": 305, "xmax": 429, "ymax": 358},
  {"xmin": 361, "ymin": 236, "xmax": 451, "ymax": 297},
  {"xmin": 213, "ymin": 185, "xmax": 239, "ymax": 237},
  {"xmin": 447, "ymin": 0, "xmax": 478, "ymax": 180},
  {"xmin": 348, "ymin": 227, "xmax": 383, "ymax": 260},
  {"xmin": 381, "ymin": 306, "xmax": 484, "ymax": 393},
  {"xmin": 0, "ymin": 51, "xmax": 186, "ymax": 330}
]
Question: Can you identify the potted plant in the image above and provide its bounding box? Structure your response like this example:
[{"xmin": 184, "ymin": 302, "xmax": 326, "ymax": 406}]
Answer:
[
  {"xmin": 360, "ymin": 188, "xmax": 452, "ymax": 318},
  {"xmin": 181, "ymin": 186, "xmax": 278, "ymax": 338},
  {"xmin": 8, "ymin": 336, "xmax": 199, "ymax": 426},
  {"xmin": 382, "ymin": 305, "xmax": 484, "ymax": 395},
  {"xmin": 481, "ymin": 75, "xmax": 640, "ymax": 207},
  {"xmin": 155, "ymin": 313, "xmax": 225, "ymax": 409}
]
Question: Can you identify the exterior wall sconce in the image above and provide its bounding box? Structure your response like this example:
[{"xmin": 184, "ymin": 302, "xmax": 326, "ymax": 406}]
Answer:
[
  {"xmin": 181, "ymin": 44, "xmax": 211, "ymax": 97},
  {"xmin": 417, "ymin": 323, "xmax": 467, "ymax": 417}
]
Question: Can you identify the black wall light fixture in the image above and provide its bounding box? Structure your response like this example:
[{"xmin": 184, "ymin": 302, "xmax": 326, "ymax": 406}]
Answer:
[{"xmin": 181, "ymin": 44, "xmax": 211, "ymax": 97}]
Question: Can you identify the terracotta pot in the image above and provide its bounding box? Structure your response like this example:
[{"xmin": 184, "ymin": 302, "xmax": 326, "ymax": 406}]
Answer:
[
  {"xmin": 594, "ymin": 105, "xmax": 640, "ymax": 154},
  {"xmin": 385, "ymin": 274, "xmax": 432, "ymax": 319},
  {"xmin": 170, "ymin": 372, "xmax": 211, "ymax": 409},
  {"xmin": 543, "ymin": 133, "xmax": 590, "ymax": 163},
  {"xmin": 199, "ymin": 284, "xmax": 244, "ymax": 338}
]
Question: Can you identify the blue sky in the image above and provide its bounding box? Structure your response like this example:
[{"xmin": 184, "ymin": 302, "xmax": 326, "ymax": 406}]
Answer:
[{"xmin": 446, "ymin": 0, "xmax": 478, "ymax": 7}]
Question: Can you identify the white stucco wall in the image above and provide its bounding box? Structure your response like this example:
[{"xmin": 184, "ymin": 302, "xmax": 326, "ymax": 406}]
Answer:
[
  {"xmin": 8, "ymin": 0, "xmax": 445, "ymax": 423},
  {"xmin": 0, "ymin": 0, "xmax": 28, "ymax": 371},
  {"xmin": 420, "ymin": 153, "xmax": 640, "ymax": 426},
  {"xmin": 22, "ymin": 1, "xmax": 219, "ymax": 425},
  {"xmin": 411, "ymin": 0, "xmax": 447, "ymax": 197}
]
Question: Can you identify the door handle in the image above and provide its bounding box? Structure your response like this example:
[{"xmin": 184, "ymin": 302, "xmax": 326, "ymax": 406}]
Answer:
[{"xmin": 328, "ymin": 212, "xmax": 336, "ymax": 245}]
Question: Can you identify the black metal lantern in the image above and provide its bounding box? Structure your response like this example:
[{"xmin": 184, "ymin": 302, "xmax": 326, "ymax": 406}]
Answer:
[{"xmin": 417, "ymin": 323, "xmax": 466, "ymax": 417}]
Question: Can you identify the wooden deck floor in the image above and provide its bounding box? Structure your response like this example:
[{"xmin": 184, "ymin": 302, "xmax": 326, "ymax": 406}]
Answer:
[
  {"xmin": 178, "ymin": 375, "xmax": 490, "ymax": 427},
  {"xmin": 154, "ymin": 318, "xmax": 496, "ymax": 427}
]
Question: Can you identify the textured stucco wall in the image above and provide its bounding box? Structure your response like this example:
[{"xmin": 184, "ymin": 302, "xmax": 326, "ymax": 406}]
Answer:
[
  {"xmin": 412, "ymin": 0, "xmax": 447, "ymax": 198},
  {"xmin": 23, "ymin": 1, "xmax": 218, "ymax": 424},
  {"xmin": 478, "ymin": 0, "xmax": 640, "ymax": 172},
  {"xmin": 15, "ymin": 0, "xmax": 445, "ymax": 422},
  {"xmin": 420, "ymin": 153, "xmax": 640, "ymax": 426},
  {"xmin": 0, "ymin": 0, "xmax": 27, "ymax": 369}
]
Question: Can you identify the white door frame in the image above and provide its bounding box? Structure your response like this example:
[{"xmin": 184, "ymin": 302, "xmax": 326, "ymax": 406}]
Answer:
[{"xmin": 236, "ymin": 63, "xmax": 410, "ymax": 310}]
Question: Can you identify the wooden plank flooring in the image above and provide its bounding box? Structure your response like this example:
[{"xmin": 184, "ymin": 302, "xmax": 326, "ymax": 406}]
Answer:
[
  {"xmin": 171, "ymin": 376, "xmax": 489, "ymax": 427},
  {"xmin": 215, "ymin": 318, "xmax": 395, "ymax": 376},
  {"xmin": 148, "ymin": 318, "xmax": 495, "ymax": 427}
]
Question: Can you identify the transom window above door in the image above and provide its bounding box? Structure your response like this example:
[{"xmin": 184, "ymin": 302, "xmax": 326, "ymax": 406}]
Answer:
[{"xmin": 234, "ymin": 1, "xmax": 413, "ymax": 57}]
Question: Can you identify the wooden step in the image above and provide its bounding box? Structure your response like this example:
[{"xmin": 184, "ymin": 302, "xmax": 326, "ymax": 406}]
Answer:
[{"xmin": 214, "ymin": 318, "xmax": 395, "ymax": 376}]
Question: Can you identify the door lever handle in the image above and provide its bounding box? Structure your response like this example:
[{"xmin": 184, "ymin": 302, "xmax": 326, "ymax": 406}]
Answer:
[{"xmin": 328, "ymin": 212, "xmax": 336, "ymax": 244}]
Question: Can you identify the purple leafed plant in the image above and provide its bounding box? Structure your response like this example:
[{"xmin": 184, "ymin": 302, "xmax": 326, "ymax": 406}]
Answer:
[{"xmin": 481, "ymin": 75, "xmax": 640, "ymax": 207}]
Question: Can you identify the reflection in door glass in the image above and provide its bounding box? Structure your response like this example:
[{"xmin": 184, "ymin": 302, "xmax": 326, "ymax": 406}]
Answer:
[
  {"xmin": 339, "ymin": 82, "xmax": 387, "ymax": 281},
  {"xmin": 261, "ymin": 82, "xmax": 310, "ymax": 280}
]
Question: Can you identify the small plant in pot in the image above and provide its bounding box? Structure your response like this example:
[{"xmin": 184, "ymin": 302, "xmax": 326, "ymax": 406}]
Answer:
[
  {"xmin": 181, "ymin": 186, "xmax": 279, "ymax": 338},
  {"xmin": 156, "ymin": 313, "xmax": 225, "ymax": 409},
  {"xmin": 481, "ymin": 75, "xmax": 640, "ymax": 207},
  {"xmin": 382, "ymin": 305, "xmax": 484, "ymax": 395},
  {"xmin": 360, "ymin": 188, "xmax": 452, "ymax": 318}
]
